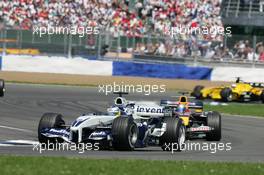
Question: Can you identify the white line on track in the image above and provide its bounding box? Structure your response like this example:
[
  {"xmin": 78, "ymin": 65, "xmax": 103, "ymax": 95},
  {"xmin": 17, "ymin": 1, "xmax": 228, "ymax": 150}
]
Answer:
[
  {"xmin": 0, "ymin": 144, "xmax": 14, "ymax": 146},
  {"xmin": 0, "ymin": 140, "xmax": 39, "ymax": 147},
  {"xmin": 0, "ymin": 125, "xmax": 33, "ymax": 133}
]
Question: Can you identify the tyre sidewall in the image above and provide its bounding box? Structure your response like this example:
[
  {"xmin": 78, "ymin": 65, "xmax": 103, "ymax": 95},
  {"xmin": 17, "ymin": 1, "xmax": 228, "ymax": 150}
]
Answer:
[
  {"xmin": 112, "ymin": 117, "xmax": 138, "ymax": 150},
  {"xmin": 161, "ymin": 117, "xmax": 185, "ymax": 151},
  {"xmin": 0, "ymin": 79, "xmax": 5, "ymax": 97},
  {"xmin": 220, "ymin": 88, "xmax": 232, "ymax": 102},
  {"xmin": 38, "ymin": 113, "xmax": 65, "ymax": 143},
  {"xmin": 206, "ymin": 111, "xmax": 221, "ymax": 141}
]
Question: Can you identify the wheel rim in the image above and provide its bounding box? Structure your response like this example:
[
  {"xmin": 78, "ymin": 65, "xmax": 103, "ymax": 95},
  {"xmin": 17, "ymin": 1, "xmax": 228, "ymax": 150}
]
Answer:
[
  {"xmin": 227, "ymin": 93, "xmax": 232, "ymax": 101},
  {"xmin": 178, "ymin": 126, "xmax": 186, "ymax": 150},
  {"xmin": 128, "ymin": 124, "xmax": 138, "ymax": 147}
]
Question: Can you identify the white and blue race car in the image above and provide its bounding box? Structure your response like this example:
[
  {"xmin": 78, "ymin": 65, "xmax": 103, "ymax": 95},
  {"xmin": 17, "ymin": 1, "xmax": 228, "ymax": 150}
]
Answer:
[{"xmin": 38, "ymin": 92, "xmax": 186, "ymax": 151}]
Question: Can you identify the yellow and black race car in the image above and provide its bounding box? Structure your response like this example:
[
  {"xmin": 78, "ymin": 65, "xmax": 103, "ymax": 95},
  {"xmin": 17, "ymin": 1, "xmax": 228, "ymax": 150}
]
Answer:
[
  {"xmin": 161, "ymin": 94, "xmax": 221, "ymax": 141},
  {"xmin": 191, "ymin": 78, "xmax": 264, "ymax": 103}
]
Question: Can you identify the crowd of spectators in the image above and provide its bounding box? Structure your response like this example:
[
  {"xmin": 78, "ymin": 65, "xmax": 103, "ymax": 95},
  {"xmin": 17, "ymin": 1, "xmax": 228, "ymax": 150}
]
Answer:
[
  {"xmin": 0, "ymin": 0, "xmax": 263, "ymax": 62},
  {"xmin": 134, "ymin": 39, "xmax": 264, "ymax": 61},
  {"xmin": 232, "ymin": 40, "xmax": 264, "ymax": 61},
  {"xmin": 0, "ymin": 0, "xmax": 118, "ymax": 30},
  {"xmin": 0, "ymin": 0, "xmax": 223, "ymax": 38}
]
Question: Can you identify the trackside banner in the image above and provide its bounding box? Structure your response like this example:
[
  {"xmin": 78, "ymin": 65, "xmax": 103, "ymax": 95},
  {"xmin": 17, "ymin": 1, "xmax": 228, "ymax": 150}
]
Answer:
[{"xmin": 112, "ymin": 61, "xmax": 212, "ymax": 80}]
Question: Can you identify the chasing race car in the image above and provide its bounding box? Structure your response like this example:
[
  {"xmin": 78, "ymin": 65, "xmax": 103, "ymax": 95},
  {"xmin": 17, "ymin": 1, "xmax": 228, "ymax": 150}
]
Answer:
[
  {"xmin": 0, "ymin": 79, "xmax": 5, "ymax": 97},
  {"xmin": 191, "ymin": 77, "xmax": 264, "ymax": 103},
  {"xmin": 38, "ymin": 92, "xmax": 186, "ymax": 151},
  {"xmin": 160, "ymin": 94, "xmax": 221, "ymax": 141}
]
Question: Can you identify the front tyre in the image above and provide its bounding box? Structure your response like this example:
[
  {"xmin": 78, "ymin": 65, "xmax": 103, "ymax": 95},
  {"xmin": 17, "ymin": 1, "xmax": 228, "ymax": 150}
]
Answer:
[
  {"xmin": 0, "ymin": 79, "xmax": 5, "ymax": 97},
  {"xmin": 112, "ymin": 117, "xmax": 138, "ymax": 151},
  {"xmin": 160, "ymin": 117, "xmax": 186, "ymax": 152},
  {"xmin": 191, "ymin": 85, "xmax": 204, "ymax": 99},
  {"xmin": 206, "ymin": 111, "xmax": 221, "ymax": 141},
  {"xmin": 220, "ymin": 88, "xmax": 232, "ymax": 102},
  {"xmin": 38, "ymin": 113, "xmax": 65, "ymax": 144},
  {"xmin": 261, "ymin": 91, "xmax": 264, "ymax": 103}
]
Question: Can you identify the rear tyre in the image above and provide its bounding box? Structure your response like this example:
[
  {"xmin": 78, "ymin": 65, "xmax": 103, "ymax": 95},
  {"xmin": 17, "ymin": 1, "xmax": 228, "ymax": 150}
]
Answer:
[
  {"xmin": 160, "ymin": 117, "xmax": 186, "ymax": 152},
  {"xmin": 206, "ymin": 111, "xmax": 221, "ymax": 141},
  {"xmin": 220, "ymin": 88, "xmax": 232, "ymax": 102},
  {"xmin": 191, "ymin": 85, "xmax": 204, "ymax": 99},
  {"xmin": 38, "ymin": 113, "xmax": 65, "ymax": 144},
  {"xmin": 261, "ymin": 91, "xmax": 264, "ymax": 103},
  {"xmin": 0, "ymin": 79, "xmax": 5, "ymax": 97},
  {"xmin": 112, "ymin": 117, "xmax": 138, "ymax": 151}
]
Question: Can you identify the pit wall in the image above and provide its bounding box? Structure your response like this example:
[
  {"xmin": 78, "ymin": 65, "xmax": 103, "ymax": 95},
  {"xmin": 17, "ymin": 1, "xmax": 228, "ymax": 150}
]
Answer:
[{"xmin": 0, "ymin": 55, "xmax": 263, "ymax": 83}]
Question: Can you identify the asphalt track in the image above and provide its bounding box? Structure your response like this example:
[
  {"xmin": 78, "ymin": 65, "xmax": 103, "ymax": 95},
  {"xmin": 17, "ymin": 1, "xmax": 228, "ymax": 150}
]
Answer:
[{"xmin": 0, "ymin": 83, "xmax": 264, "ymax": 162}]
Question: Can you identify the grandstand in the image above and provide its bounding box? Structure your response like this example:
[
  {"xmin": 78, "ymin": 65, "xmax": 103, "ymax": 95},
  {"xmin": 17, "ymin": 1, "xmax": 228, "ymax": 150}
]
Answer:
[
  {"xmin": 0, "ymin": 0, "xmax": 263, "ymax": 65},
  {"xmin": 221, "ymin": 0, "xmax": 264, "ymax": 27}
]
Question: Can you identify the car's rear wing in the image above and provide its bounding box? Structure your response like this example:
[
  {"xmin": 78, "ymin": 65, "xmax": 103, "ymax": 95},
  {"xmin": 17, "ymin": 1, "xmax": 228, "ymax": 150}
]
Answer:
[
  {"xmin": 160, "ymin": 100, "xmax": 203, "ymax": 113},
  {"xmin": 113, "ymin": 91, "xmax": 129, "ymax": 97},
  {"xmin": 246, "ymin": 82, "xmax": 264, "ymax": 88},
  {"xmin": 235, "ymin": 77, "xmax": 264, "ymax": 88},
  {"xmin": 160, "ymin": 100, "xmax": 203, "ymax": 107}
]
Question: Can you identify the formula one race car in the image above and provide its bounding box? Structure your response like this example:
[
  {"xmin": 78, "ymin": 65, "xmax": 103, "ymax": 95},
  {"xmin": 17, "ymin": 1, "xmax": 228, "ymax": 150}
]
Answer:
[
  {"xmin": 38, "ymin": 92, "xmax": 186, "ymax": 151},
  {"xmin": 0, "ymin": 79, "xmax": 5, "ymax": 97},
  {"xmin": 160, "ymin": 94, "xmax": 221, "ymax": 141},
  {"xmin": 191, "ymin": 77, "xmax": 264, "ymax": 103}
]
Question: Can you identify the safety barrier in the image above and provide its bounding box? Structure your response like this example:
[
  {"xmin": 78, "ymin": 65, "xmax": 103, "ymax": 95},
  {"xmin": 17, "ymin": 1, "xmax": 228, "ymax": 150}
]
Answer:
[
  {"xmin": 0, "ymin": 55, "xmax": 263, "ymax": 82},
  {"xmin": 1, "ymin": 55, "xmax": 112, "ymax": 76},
  {"xmin": 211, "ymin": 67, "xmax": 264, "ymax": 83}
]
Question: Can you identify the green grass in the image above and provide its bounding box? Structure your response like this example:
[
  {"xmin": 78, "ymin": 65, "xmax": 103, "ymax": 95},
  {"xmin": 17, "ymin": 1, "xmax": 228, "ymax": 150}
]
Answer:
[
  {"xmin": 204, "ymin": 103, "xmax": 264, "ymax": 117},
  {"xmin": 0, "ymin": 156, "xmax": 263, "ymax": 175}
]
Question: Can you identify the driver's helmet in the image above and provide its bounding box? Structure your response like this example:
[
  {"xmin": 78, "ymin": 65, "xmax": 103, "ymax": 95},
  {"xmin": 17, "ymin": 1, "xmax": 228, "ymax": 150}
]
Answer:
[
  {"xmin": 231, "ymin": 84, "xmax": 236, "ymax": 88},
  {"xmin": 177, "ymin": 104, "xmax": 186, "ymax": 113}
]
